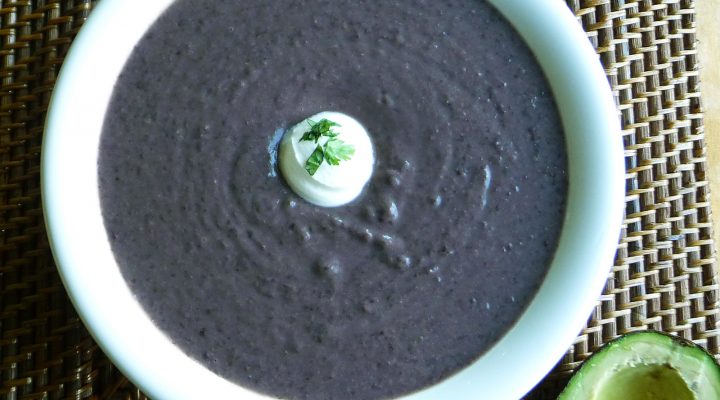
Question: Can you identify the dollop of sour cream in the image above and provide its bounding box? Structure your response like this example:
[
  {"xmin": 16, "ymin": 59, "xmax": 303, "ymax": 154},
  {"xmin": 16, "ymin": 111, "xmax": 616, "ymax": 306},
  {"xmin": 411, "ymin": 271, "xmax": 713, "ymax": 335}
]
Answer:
[{"xmin": 279, "ymin": 111, "xmax": 374, "ymax": 207}]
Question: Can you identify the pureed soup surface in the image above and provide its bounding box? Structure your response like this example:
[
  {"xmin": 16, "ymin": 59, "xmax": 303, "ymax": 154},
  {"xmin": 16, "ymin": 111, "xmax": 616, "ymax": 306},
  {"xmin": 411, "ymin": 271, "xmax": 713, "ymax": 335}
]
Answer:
[{"xmin": 98, "ymin": 1, "xmax": 568, "ymax": 399}]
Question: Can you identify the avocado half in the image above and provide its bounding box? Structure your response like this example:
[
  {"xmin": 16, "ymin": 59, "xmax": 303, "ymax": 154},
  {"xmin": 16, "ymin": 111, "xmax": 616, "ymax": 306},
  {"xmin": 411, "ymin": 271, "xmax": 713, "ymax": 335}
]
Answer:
[{"xmin": 558, "ymin": 331, "xmax": 720, "ymax": 400}]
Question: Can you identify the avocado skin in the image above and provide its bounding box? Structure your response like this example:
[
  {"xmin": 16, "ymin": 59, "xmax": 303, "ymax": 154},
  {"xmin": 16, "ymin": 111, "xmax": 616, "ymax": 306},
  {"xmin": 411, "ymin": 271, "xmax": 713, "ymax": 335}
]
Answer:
[{"xmin": 558, "ymin": 330, "xmax": 720, "ymax": 400}]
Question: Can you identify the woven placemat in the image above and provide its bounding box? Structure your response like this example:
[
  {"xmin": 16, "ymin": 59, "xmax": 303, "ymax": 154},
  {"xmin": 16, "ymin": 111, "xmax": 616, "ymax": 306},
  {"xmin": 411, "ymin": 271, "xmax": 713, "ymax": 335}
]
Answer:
[{"xmin": 1, "ymin": 1, "xmax": 716, "ymax": 399}]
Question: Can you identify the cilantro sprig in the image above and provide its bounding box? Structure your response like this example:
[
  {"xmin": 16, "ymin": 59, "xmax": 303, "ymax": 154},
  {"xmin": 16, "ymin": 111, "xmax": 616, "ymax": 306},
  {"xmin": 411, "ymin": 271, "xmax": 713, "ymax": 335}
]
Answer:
[{"xmin": 299, "ymin": 118, "xmax": 355, "ymax": 176}]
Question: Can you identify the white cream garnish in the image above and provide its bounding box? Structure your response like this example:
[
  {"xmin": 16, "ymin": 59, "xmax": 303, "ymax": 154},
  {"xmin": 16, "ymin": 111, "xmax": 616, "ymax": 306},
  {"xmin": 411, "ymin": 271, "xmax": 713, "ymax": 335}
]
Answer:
[{"xmin": 279, "ymin": 111, "xmax": 374, "ymax": 207}]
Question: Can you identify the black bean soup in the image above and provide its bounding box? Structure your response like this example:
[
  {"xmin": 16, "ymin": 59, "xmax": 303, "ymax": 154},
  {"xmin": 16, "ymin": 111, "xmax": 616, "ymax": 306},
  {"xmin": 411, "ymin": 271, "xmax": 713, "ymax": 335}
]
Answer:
[{"xmin": 98, "ymin": 1, "xmax": 568, "ymax": 399}]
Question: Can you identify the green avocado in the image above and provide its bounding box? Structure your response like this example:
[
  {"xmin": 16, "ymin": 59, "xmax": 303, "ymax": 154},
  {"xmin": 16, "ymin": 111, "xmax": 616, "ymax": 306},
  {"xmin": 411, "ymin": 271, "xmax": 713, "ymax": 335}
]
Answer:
[{"xmin": 558, "ymin": 331, "xmax": 720, "ymax": 400}]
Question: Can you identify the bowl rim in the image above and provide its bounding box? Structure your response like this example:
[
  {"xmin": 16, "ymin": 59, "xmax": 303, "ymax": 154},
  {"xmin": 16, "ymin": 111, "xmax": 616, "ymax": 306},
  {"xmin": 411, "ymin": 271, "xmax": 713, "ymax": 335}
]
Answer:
[{"xmin": 41, "ymin": 0, "xmax": 625, "ymax": 399}]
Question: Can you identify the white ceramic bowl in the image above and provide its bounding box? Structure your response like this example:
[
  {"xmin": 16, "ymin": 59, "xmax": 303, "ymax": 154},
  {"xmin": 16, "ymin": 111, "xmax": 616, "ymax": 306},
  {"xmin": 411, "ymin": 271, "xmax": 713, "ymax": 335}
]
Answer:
[{"xmin": 42, "ymin": 0, "xmax": 624, "ymax": 399}]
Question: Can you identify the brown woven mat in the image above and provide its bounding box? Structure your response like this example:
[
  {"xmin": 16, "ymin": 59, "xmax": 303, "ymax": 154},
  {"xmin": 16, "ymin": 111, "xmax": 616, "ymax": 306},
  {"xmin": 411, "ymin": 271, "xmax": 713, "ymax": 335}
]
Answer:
[{"xmin": 1, "ymin": 1, "xmax": 716, "ymax": 399}]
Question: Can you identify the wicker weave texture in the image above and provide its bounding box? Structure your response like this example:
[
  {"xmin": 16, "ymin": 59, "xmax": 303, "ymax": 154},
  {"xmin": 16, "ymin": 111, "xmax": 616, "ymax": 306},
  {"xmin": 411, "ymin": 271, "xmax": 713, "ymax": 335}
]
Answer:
[
  {"xmin": 0, "ymin": 1, "xmax": 144, "ymax": 399},
  {"xmin": 528, "ymin": 0, "xmax": 718, "ymax": 397},
  {"xmin": 0, "ymin": 0, "xmax": 716, "ymax": 399},
  {"xmin": 563, "ymin": 0, "xmax": 717, "ymax": 368}
]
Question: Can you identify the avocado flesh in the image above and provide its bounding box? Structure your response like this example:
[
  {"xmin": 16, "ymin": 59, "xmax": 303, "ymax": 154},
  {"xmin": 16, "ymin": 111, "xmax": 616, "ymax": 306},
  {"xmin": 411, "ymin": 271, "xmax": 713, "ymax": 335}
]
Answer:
[
  {"xmin": 595, "ymin": 363, "xmax": 694, "ymax": 400},
  {"xmin": 558, "ymin": 331, "xmax": 720, "ymax": 400}
]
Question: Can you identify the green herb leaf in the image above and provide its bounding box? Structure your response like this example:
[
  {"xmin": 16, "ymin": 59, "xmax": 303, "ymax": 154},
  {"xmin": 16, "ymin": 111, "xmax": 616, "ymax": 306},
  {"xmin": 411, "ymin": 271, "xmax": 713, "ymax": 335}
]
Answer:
[
  {"xmin": 299, "ymin": 118, "xmax": 342, "ymax": 143},
  {"xmin": 324, "ymin": 138, "xmax": 356, "ymax": 166},
  {"xmin": 305, "ymin": 145, "xmax": 325, "ymax": 176},
  {"xmin": 314, "ymin": 118, "xmax": 340, "ymax": 132},
  {"xmin": 300, "ymin": 131, "xmax": 320, "ymax": 143},
  {"xmin": 300, "ymin": 118, "xmax": 355, "ymax": 176}
]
